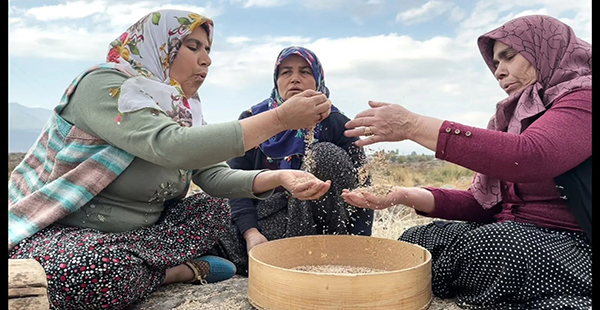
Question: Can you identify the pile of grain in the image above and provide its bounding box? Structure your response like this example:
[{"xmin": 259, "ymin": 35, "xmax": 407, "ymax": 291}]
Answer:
[{"xmin": 291, "ymin": 264, "xmax": 386, "ymax": 274}]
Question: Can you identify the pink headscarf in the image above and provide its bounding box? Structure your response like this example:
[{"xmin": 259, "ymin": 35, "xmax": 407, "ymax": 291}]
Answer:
[{"xmin": 471, "ymin": 15, "xmax": 592, "ymax": 209}]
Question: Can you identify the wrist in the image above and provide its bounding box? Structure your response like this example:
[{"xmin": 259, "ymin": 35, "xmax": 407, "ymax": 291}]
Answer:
[
  {"xmin": 406, "ymin": 114, "xmax": 444, "ymax": 152},
  {"xmin": 254, "ymin": 170, "xmax": 285, "ymax": 194},
  {"xmin": 270, "ymin": 108, "xmax": 287, "ymax": 132},
  {"xmin": 243, "ymin": 227, "xmax": 260, "ymax": 239},
  {"xmin": 390, "ymin": 186, "xmax": 406, "ymax": 205},
  {"xmin": 405, "ymin": 112, "xmax": 423, "ymax": 141}
]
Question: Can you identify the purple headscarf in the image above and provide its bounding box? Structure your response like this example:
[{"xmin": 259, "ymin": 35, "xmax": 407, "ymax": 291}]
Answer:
[
  {"xmin": 250, "ymin": 46, "xmax": 339, "ymax": 169},
  {"xmin": 471, "ymin": 15, "xmax": 592, "ymax": 209}
]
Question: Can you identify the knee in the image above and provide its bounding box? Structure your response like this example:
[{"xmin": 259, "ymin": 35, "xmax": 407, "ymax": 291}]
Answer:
[
  {"xmin": 310, "ymin": 142, "xmax": 349, "ymax": 163},
  {"xmin": 305, "ymin": 142, "xmax": 354, "ymax": 181},
  {"xmin": 456, "ymin": 222, "xmax": 530, "ymax": 260}
]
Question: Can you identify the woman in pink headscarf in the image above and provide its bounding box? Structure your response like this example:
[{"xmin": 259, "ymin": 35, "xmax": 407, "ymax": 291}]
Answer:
[{"xmin": 342, "ymin": 15, "xmax": 591, "ymax": 309}]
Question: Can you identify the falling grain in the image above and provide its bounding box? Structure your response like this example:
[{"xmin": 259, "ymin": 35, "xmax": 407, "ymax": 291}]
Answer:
[
  {"xmin": 353, "ymin": 149, "xmax": 396, "ymax": 197},
  {"xmin": 303, "ymin": 126, "xmax": 316, "ymax": 174}
]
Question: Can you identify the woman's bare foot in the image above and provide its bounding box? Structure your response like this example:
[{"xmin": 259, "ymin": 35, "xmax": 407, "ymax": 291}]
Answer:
[{"xmin": 162, "ymin": 264, "xmax": 195, "ymax": 285}]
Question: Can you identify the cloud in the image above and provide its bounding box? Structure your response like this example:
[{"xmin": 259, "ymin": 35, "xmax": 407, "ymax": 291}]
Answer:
[
  {"xmin": 396, "ymin": 0, "xmax": 457, "ymax": 25},
  {"xmin": 231, "ymin": 0, "xmax": 289, "ymax": 8},
  {"xmin": 9, "ymin": 25, "xmax": 113, "ymax": 60},
  {"xmin": 25, "ymin": 0, "xmax": 106, "ymax": 21},
  {"xmin": 8, "ymin": 2, "xmax": 222, "ymax": 59},
  {"xmin": 225, "ymin": 36, "xmax": 253, "ymax": 44}
]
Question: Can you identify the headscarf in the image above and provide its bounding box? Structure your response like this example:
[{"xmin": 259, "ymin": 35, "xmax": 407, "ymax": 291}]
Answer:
[
  {"xmin": 250, "ymin": 46, "xmax": 339, "ymax": 169},
  {"xmin": 107, "ymin": 10, "xmax": 214, "ymax": 127},
  {"xmin": 471, "ymin": 15, "xmax": 592, "ymax": 209}
]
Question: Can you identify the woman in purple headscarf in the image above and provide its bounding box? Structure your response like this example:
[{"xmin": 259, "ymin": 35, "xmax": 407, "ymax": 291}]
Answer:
[
  {"xmin": 342, "ymin": 15, "xmax": 591, "ymax": 309},
  {"xmin": 208, "ymin": 46, "xmax": 374, "ymax": 276}
]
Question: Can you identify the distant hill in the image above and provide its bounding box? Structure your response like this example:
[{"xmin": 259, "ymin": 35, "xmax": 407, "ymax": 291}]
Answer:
[{"xmin": 9, "ymin": 102, "xmax": 53, "ymax": 153}]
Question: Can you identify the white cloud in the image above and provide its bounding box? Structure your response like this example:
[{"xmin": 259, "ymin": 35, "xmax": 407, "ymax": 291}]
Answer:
[
  {"xmin": 9, "ymin": 25, "xmax": 113, "ymax": 60},
  {"xmin": 8, "ymin": 2, "xmax": 223, "ymax": 59},
  {"xmin": 232, "ymin": 0, "xmax": 289, "ymax": 8},
  {"xmin": 396, "ymin": 0, "xmax": 456, "ymax": 25},
  {"xmin": 9, "ymin": 17, "xmax": 21, "ymax": 25},
  {"xmin": 225, "ymin": 36, "xmax": 253, "ymax": 44},
  {"xmin": 26, "ymin": 0, "xmax": 107, "ymax": 21}
]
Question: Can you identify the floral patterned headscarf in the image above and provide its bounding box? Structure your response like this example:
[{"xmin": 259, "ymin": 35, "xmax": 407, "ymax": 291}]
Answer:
[
  {"xmin": 250, "ymin": 46, "xmax": 339, "ymax": 169},
  {"xmin": 471, "ymin": 15, "xmax": 592, "ymax": 209},
  {"xmin": 107, "ymin": 9, "xmax": 214, "ymax": 127}
]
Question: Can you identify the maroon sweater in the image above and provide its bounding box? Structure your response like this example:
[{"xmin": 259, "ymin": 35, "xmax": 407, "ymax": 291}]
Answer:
[{"xmin": 423, "ymin": 89, "xmax": 591, "ymax": 232}]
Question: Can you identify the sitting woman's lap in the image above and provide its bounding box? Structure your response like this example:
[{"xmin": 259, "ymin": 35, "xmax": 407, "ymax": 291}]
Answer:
[
  {"xmin": 400, "ymin": 220, "xmax": 592, "ymax": 309},
  {"xmin": 8, "ymin": 193, "xmax": 230, "ymax": 310}
]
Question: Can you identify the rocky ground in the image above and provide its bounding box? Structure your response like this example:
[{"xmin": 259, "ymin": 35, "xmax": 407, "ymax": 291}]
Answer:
[{"xmin": 126, "ymin": 276, "xmax": 461, "ymax": 310}]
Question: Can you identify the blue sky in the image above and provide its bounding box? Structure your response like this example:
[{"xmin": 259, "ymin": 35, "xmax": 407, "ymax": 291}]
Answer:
[{"xmin": 8, "ymin": 0, "xmax": 591, "ymax": 154}]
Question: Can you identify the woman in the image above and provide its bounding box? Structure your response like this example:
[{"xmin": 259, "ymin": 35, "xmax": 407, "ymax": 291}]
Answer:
[
  {"xmin": 8, "ymin": 10, "xmax": 333, "ymax": 310},
  {"xmin": 209, "ymin": 46, "xmax": 374, "ymax": 276},
  {"xmin": 342, "ymin": 15, "xmax": 591, "ymax": 309}
]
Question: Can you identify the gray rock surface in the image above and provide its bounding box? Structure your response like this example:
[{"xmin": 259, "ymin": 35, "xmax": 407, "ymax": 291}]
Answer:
[{"xmin": 127, "ymin": 275, "xmax": 462, "ymax": 310}]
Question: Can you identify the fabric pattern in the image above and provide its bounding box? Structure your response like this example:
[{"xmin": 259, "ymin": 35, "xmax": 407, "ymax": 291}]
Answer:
[
  {"xmin": 249, "ymin": 46, "xmax": 340, "ymax": 169},
  {"xmin": 108, "ymin": 10, "xmax": 213, "ymax": 127},
  {"xmin": 400, "ymin": 220, "xmax": 592, "ymax": 309},
  {"xmin": 8, "ymin": 64, "xmax": 136, "ymax": 250},
  {"xmin": 9, "ymin": 193, "xmax": 230, "ymax": 310},
  {"xmin": 471, "ymin": 15, "xmax": 592, "ymax": 209}
]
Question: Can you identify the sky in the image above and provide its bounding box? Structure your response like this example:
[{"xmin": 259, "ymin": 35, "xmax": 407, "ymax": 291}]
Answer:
[{"xmin": 8, "ymin": 0, "xmax": 591, "ymax": 155}]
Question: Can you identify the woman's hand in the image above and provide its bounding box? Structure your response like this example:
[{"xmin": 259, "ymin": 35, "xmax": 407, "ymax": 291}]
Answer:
[
  {"xmin": 344, "ymin": 101, "xmax": 443, "ymax": 150},
  {"xmin": 344, "ymin": 101, "xmax": 417, "ymax": 147},
  {"xmin": 341, "ymin": 186, "xmax": 436, "ymax": 213},
  {"xmin": 239, "ymin": 89, "xmax": 332, "ymax": 152},
  {"xmin": 274, "ymin": 89, "xmax": 332, "ymax": 130},
  {"xmin": 278, "ymin": 170, "xmax": 331, "ymax": 200},
  {"xmin": 252, "ymin": 170, "xmax": 330, "ymax": 199},
  {"xmin": 340, "ymin": 186, "xmax": 404, "ymax": 210}
]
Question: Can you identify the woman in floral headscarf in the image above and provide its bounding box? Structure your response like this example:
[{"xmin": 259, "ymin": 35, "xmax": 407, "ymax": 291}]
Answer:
[
  {"xmin": 8, "ymin": 10, "xmax": 333, "ymax": 310},
  {"xmin": 342, "ymin": 15, "xmax": 591, "ymax": 309},
  {"xmin": 208, "ymin": 46, "xmax": 374, "ymax": 276}
]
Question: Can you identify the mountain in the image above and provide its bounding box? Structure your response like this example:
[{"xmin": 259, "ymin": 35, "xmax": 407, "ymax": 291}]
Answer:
[{"xmin": 9, "ymin": 102, "xmax": 53, "ymax": 153}]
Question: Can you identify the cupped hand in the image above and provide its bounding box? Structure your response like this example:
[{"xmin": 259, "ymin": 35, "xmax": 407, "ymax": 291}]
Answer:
[
  {"xmin": 340, "ymin": 187, "xmax": 403, "ymax": 210},
  {"xmin": 278, "ymin": 170, "xmax": 331, "ymax": 200},
  {"xmin": 275, "ymin": 89, "xmax": 332, "ymax": 130},
  {"xmin": 344, "ymin": 101, "xmax": 416, "ymax": 148}
]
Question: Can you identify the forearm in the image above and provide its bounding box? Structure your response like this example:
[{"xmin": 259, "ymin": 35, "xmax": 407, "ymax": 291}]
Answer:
[
  {"xmin": 251, "ymin": 170, "xmax": 282, "ymax": 194},
  {"xmin": 407, "ymin": 114, "xmax": 444, "ymax": 152},
  {"xmin": 421, "ymin": 187, "xmax": 499, "ymax": 223},
  {"xmin": 392, "ymin": 186, "xmax": 436, "ymax": 214},
  {"xmin": 193, "ymin": 163, "xmax": 271, "ymax": 198},
  {"xmin": 394, "ymin": 186, "xmax": 498, "ymax": 223},
  {"xmin": 243, "ymin": 227, "xmax": 260, "ymax": 239},
  {"xmin": 239, "ymin": 110, "xmax": 286, "ymax": 152},
  {"xmin": 435, "ymin": 90, "xmax": 591, "ymax": 182},
  {"xmin": 231, "ymin": 198, "xmax": 260, "ymax": 234}
]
